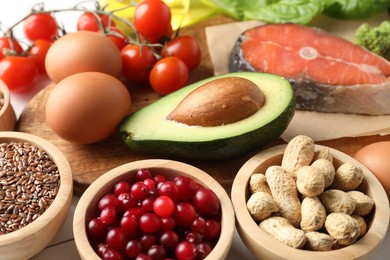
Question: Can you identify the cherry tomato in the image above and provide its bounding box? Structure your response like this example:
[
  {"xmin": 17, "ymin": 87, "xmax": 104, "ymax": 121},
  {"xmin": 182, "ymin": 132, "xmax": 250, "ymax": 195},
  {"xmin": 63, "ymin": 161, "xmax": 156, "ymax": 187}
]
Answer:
[
  {"xmin": 28, "ymin": 39, "xmax": 52, "ymax": 74},
  {"xmin": 23, "ymin": 13, "xmax": 58, "ymax": 42},
  {"xmin": 149, "ymin": 57, "xmax": 188, "ymax": 96},
  {"xmin": 99, "ymin": 26, "xmax": 127, "ymax": 50},
  {"xmin": 0, "ymin": 56, "xmax": 38, "ymax": 93},
  {"xmin": 77, "ymin": 12, "xmax": 115, "ymax": 32},
  {"xmin": 121, "ymin": 44, "xmax": 157, "ymax": 83},
  {"xmin": 162, "ymin": 36, "xmax": 202, "ymax": 71},
  {"xmin": 134, "ymin": 0, "xmax": 171, "ymax": 43},
  {"xmin": 0, "ymin": 37, "xmax": 23, "ymax": 60}
]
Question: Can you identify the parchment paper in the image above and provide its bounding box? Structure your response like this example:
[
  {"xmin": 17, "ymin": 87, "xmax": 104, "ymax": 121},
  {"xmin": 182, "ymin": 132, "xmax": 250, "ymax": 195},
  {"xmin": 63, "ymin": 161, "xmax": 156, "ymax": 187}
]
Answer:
[{"xmin": 205, "ymin": 14, "xmax": 390, "ymax": 141}]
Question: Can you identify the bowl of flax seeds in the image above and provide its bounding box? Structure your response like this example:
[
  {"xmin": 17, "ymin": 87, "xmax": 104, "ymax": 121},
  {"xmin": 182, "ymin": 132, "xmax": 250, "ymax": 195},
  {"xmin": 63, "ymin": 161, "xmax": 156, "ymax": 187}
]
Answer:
[{"xmin": 0, "ymin": 131, "xmax": 73, "ymax": 260}]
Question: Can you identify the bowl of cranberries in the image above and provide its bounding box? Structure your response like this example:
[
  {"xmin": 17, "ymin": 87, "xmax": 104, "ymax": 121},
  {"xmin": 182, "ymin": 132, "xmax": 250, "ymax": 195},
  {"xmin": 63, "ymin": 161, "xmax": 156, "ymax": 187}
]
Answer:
[{"xmin": 73, "ymin": 159, "xmax": 235, "ymax": 260}]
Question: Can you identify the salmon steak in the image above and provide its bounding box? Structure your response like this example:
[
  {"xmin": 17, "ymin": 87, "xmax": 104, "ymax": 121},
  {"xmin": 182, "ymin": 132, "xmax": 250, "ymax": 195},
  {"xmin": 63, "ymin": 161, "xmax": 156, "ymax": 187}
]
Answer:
[{"xmin": 229, "ymin": 23, "xmax": 390, "ymax": 115}]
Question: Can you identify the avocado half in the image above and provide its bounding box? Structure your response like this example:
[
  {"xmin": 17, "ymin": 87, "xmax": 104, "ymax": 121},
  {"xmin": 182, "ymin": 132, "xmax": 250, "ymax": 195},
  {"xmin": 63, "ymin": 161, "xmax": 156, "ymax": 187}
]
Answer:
[{"xmin": 119, "ymin": 72, "xmax": 295, "ymax": 160}]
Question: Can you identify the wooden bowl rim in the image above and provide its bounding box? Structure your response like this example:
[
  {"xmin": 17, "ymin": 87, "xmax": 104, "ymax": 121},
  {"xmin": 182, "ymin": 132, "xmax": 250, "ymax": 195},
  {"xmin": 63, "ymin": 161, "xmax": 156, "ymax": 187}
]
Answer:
[
  {"xmin": 231, "ymin": 144, "xmax": 390, "ymax": 259},
  {"xmin": 0, "ymin": 81, "xmax": 13, "ymax": 117},
  {"xmin": 0, "ymin": 131, "xmax": 73, "ymax": 245},
  {"xmin": 73, "ymin": 159, "xmax": 235, "ymax": 260}
]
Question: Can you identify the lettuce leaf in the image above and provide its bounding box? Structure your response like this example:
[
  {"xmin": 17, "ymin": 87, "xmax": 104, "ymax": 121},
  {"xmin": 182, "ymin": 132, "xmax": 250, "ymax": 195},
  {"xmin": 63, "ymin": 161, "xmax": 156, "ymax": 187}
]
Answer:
[
  {"xmin": 324, "ymin": 0, "xmax": 390, "ymax": 19},
  {"xmin": 198, "ymin": 0, "xmax": 389, "ymax": 24},
  {"xmin": 243, "ymin": 0, "xmax": 328, "ymax": 24}
]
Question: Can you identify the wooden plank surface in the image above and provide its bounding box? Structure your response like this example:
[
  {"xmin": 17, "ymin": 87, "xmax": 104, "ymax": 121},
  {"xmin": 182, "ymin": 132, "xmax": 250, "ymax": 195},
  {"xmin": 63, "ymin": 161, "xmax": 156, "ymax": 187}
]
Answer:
[{"xmin": 16, "ymin": 15, "xmax": 390, "ymax": 195}]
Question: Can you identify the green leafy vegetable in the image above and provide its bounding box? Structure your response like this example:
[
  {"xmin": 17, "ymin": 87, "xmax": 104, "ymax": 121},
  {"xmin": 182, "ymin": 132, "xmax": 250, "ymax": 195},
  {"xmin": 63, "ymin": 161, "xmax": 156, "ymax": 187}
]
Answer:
[
  {"xmin": 243, "ymin": 0, "xmax": 327, "ymax": 24},
  {"xmin": 355, "ymin": 20, "xmax": 390, "ymax": 60},
  {"xmin": 198, "ymin": 0, "xmax": 389, "ymax": 24},
  {"xmin": 324, "ymin": 0, "xmax": 390, "ymax": 19}
]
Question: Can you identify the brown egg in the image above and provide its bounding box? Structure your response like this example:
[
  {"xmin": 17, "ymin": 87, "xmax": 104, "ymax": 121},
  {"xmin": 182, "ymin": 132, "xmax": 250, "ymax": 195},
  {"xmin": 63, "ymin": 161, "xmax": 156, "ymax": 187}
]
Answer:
[
  {"xmin": 45, "ymin": 72, "xmax": 131, "ymax": 144},
  {"xmin": 354, "ymin": 141, "xmax": 390, "ymax": 200},
  {"xmin": 45, "ymin": 30, "xmax": 122, "ymax": 83}
]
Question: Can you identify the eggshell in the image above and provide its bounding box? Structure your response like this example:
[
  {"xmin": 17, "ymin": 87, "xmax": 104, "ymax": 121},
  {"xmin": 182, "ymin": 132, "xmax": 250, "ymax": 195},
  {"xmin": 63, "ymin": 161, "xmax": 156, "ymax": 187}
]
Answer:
[
  {"xmin": 45, "ymin": 31, "xmax": 122, "ymax": 83},
  {"xmin": 354, "ymin": 141, "xmax": 390, "ymax": 201},
  {"xmin": 45, "ymin": 72, "xmax": 131, "ymax": 144}
]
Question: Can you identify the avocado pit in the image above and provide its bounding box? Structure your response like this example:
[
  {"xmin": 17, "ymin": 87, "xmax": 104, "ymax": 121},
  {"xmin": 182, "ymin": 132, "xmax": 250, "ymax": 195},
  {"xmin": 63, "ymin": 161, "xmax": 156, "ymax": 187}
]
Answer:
[{"xmin": 167, "ymin": 77, "xmax": 265, "ymax": 126}]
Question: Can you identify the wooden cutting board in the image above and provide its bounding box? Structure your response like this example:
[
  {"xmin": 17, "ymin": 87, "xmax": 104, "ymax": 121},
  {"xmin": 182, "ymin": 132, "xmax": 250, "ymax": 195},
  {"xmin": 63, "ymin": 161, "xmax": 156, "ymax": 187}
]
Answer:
[{"xmin": 16, "ymin": 15, "xmax": 390, "ymax": 195}]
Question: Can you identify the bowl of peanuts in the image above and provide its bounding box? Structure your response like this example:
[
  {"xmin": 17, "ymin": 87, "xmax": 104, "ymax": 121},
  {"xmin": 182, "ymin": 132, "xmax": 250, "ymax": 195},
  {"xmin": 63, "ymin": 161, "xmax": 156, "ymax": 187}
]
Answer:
[
  {"xmin": 0, "ymin": 131, "xmax": 73, "ymax": 260},
  {"xmin": 73, "ymin": 159, "xmax": 235, "ymax": 259},
  {"xmin": 231, "ymin": 135, "xmax": 389, "ymax": 259},
  {"xmin": 0, "ymin": 81, "xmax": 16, "ymax": 131}
]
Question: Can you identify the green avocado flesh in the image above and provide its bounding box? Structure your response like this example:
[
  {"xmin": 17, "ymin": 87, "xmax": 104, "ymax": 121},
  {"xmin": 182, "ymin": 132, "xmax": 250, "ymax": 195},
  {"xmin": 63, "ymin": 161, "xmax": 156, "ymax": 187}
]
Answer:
[{"xmin": 119, "ymin": 72, "xmax": 295, "ymax": 160}]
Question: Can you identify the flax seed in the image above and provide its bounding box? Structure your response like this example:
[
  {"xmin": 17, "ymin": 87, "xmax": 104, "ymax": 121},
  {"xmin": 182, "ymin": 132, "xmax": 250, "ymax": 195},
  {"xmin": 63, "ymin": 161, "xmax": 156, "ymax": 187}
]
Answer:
[{"xmin": 0, "ymin": 142, "xmax": 60, "ymax": 235}]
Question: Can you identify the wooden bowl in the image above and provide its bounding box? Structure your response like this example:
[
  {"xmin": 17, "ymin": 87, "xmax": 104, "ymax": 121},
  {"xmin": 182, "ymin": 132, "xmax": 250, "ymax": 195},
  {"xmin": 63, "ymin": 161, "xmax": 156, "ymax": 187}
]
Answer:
[
  {"xmin": 231, "ymin": 144, "xmax": 389, "ymax": 259},
  {"xmin": 73, "ymin": 159, "xmax": 235, "ymax": 259},
  {"xmin": 0, "ymin": 81, "xmax": 16, "ymax": 131},
  {"xmin": 0, "ymin": 131, "xmax": 73, "ymax": 260}
]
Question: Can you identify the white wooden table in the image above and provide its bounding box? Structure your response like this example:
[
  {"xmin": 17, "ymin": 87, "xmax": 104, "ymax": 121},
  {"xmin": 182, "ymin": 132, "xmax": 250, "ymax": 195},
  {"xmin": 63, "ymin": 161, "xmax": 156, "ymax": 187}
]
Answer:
[{"xmin": 2, "ymin": 1, "xmax": 390, "ymax": 259}]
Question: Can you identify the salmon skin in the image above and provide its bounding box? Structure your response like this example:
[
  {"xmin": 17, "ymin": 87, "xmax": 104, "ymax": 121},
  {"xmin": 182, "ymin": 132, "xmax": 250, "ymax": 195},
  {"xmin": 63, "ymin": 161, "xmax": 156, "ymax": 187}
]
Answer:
[{"xmin": 229, "ymin": 23, "xmax": 390, "ymax": 115}]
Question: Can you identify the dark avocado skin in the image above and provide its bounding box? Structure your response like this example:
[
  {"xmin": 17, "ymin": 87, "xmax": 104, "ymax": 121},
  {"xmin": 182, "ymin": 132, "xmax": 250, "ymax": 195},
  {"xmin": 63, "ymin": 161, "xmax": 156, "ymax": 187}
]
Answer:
[{"xmin": 121, "ymin": 97, "xmax": 295, "ymax": 161}]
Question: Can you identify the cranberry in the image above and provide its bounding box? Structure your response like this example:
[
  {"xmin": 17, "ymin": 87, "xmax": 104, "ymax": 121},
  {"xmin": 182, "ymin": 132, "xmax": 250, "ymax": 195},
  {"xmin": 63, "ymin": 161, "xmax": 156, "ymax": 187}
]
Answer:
[
  {"xmin": 132, "ymin": 182, "xmax": 150, "ymax": 200},
  {"xmin": 140, "ymin": 233, "xmax": 157, "ymax": 250},
  {"xmin": 120, "ymin": 214, "xmax": 138, "ymax": 234},
  {"xmin": 153, "ymin": 174, "xmax": 166, "ymax": 185},
  {"xmin": 158, "ymin": 181, "xmax": 178, "ymax": 200},
  {"xmin": 118, "ymin": 192, "xmax": 138, "ymax": 210},
  {"xmin": 175, "ymin": 241, "xmax": 197, "ymax": 260},
  {"xmin": 125, "ymin": 239, "xmax": 143, "ymax": 258},
  {"xmin": 153, "ymin": 195, "xmax": 175, "ymax": 218},
  {"xmin": 186, "ymin": 231, "xmax": 203, "ymax": 245},
  {"xmin": 191, "ymin": 217, "xmax": 206, "ymax": 234},
  {"xmin": 160, "ymin": 216, "xmax": 176, "ymax": 230},
  {"xmin": 196, "ymin": 242, "xmax": 212, "ymax": 259},
  {"xmin": 172, "ymin": 202, "xmax": 197, "ymax": 227},
  {"xmin": 100, "ymin": 206, "xmax": 118, "ymax": 225},
  {"xmin": 136, "ymin": 168, "xmax": 153, "ymax": 181},
  {"xmin": 87, "ymin": 217, "xmax": 107, "ymax": 241},
  {"xmin": 142, "ymin": 196, "xmax": 155, "ymax": 212},
  {"xmin": 204, "ymin": 219, "xmax": 221, "ymax": 241},
  {"xmin": 98, "ymin": 194, "xmax": 121, "ymax": 212},
  {"xmin": 143, "ymin": 178, "xmax": 156, "ymax": 189},
  {"xmin": 106, "ymin": 227, "xmax": 126, "ymax": 251},
  {"xmin": 135, "ymin": 253, "xmax": 152, "ymax": 260},
  {"xmin": 147, "ymin": 245, "xmax": 166, "ymax": 259},
  {"xmin": 114, "ymin": 181, "xmax": 131, "ymax": 195},
  {"xmin": 158, "ymin": 230, "xmax": 179, "ymax": 250},
  {"xmin": 96, "ymin": 243, "xmax": 109, "ymax": 258},
  {"xmin": 102, "ymin": 247, "xmax": 123, "ymax": 260},
  {"xmin": 193, "ymin": 188, "xmax": 220, "ymax": 216},
  {"xmin": 139, "ymin": 212, "xmax": 161, "ymax": 233},
  {"xmin": 123, "ymin": 207, "xmax": 145, "ymax": 220},
  {"xmin": 174, "ymin": 176, "xmax": 198, "ymax": 201}
]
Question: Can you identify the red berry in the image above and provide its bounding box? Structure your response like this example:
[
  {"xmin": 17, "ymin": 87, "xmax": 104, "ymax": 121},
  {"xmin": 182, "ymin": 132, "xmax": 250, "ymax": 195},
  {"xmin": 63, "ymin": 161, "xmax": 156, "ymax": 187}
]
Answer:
[
  {"xmin": 158, "ymin": 230, "xmax": 179, "ymax": 250},
  {"xmin": 160, "ymin": 217, "xmax": 176, "ymax": 230},
  {"xmin": 100, "ymin": 206, "xmax": 117, "ymax": 225},
  {"xmin": 87, "ymin": 217, "xmax": 107, "ymax": 241},
  {"xmin": 158, "ymin": 181, "xmax": 178, "ymax": 200},
  {"xmin": 131, "ymin": 182, "xmax": 150, "ymax": 200},
  {"xmin": 174, "ymin": 176, "xmax": 198, "ymax": 201},
  {"xmin": 120, "ymin": 214, "xmax": 138, "ymax": 234},
  {"xmin": 204, "ymin": 219, "xmax": 221, "ymax": 241},
  {"xmin": 153, "ymin": 195, "xmax": 175, "ymax": 218},
  {"xmin": 139, "ymin": 212, "xmax": 161, "ymax": 233},
  {"xmin": 193, "ymin": 188, "xmax": 220, "ymax": 216},
  {"xmin": 125, "ymin": 239, "xmax": 143, "ymax": 258},
  {"xmin": 175, "ymin": 241, "xmax": 197, "ymax": 260},
  {"xmin": 196, "ymin": 242, "xmax": 212, "ymax": 259},
  {"xmin": 114, "ymin": 181, "xmax": 132, "ymax": 195},
  {"xmin": 172, "ymin": 202, "xmax": 197, "ymax": 227},
  {"xmin": 98, "ymin": 194, "xmax": 121, "ymax": 212},
  {"xmin": 106, "ymin": 227, "xmax": 127, "ymax": 251},
  {"xmin": 136, "ymin": 168, "xmax": 153, "ymax": 181}
]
